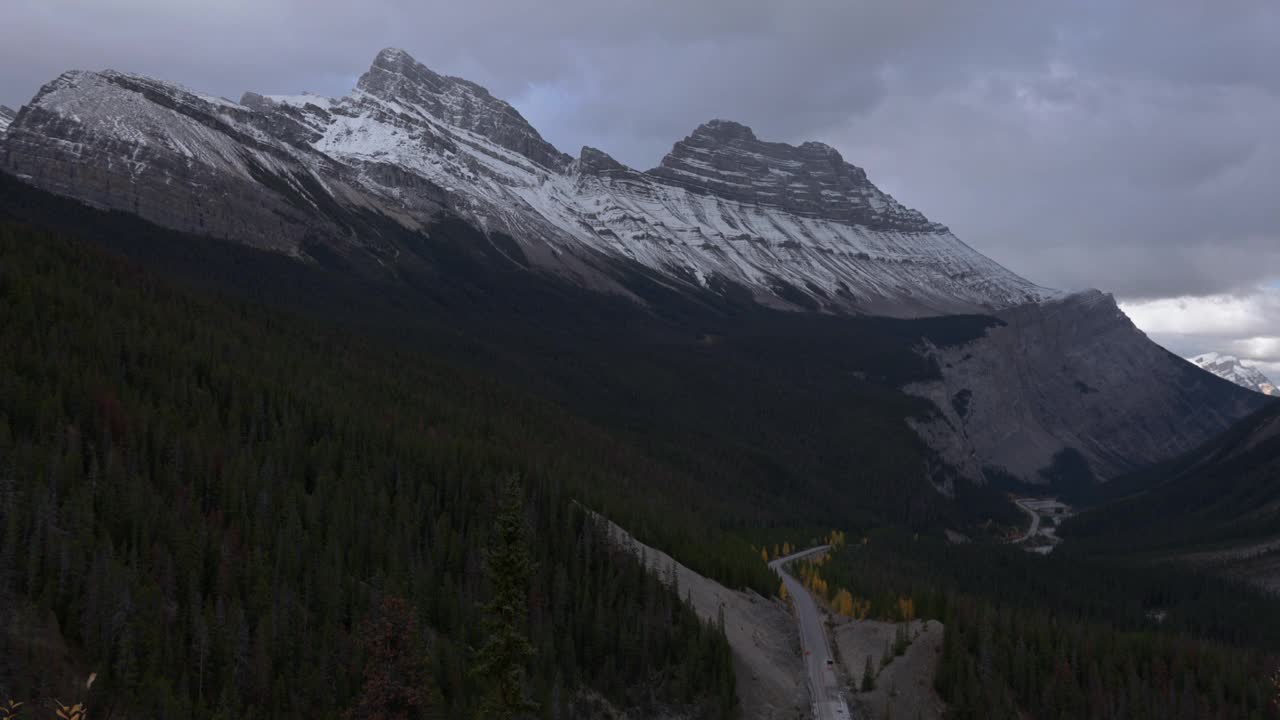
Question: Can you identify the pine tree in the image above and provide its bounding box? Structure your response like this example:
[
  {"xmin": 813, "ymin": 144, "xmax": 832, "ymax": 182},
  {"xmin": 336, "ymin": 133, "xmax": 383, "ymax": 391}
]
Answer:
[
  {"xmin": 861, "ymin": 655, "xmax": 876, "ymax": 692},
  {"xmin": 346, "ymin": 596, "xmax": 437, "ymax": 719},
  {"xmin": 473, "ymin": 476, "xmax": 538, "ymax": 720}
]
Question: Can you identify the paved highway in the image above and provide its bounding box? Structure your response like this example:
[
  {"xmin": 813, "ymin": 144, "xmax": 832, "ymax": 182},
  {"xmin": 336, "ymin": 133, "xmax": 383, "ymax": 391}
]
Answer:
[
  {"xmin": 770, "ymin": 547, "xmax": 851, "ymax": 720},
  {"xmin": 1013, "ymin": 498, "xmax": 1041, "ymax": 543}
]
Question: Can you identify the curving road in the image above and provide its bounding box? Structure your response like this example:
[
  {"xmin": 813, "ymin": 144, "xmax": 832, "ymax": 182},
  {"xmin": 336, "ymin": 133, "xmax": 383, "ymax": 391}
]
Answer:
[
  {"xmin": 770, "ymin": 547, "xmax": 851, "ymax": 720},
  {"xmin": 1013, "ymin": 498, "xmax": 1041, "ymax": 543}
]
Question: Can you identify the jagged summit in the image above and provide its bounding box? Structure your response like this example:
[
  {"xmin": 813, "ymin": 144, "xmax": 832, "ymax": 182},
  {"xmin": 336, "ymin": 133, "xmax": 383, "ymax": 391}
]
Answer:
[
  {"xmin": 688, "ymin": 118, "xmax": 759, "ymax": 142},
  {"xmin": 577, "ymin": 146, "xmax": 631, "ymax": 175},
  {"xmin": 357, "ymin": 47, "xmax": 571, "ymax": 171},
  {"xmin": 371, "ymin": 46, "xmax": 414, "ymax": 65},
  {"xmin": 648, "ymin": 118, "xmax": 942, "ymax": 233}
]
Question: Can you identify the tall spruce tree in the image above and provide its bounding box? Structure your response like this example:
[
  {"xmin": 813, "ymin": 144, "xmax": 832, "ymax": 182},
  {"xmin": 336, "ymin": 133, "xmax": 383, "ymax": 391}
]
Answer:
[{"xmin": 473, "ymin": 476, "xmax": 538, "ymax": 720}]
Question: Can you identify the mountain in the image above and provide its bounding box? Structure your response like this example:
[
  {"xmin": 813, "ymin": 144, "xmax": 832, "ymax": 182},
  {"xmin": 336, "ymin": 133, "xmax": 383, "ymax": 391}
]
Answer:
[
  {"xmin": 0, "ymin": 48, "xmax": 1267, "ymax": 490},
  {"xmin": 1188, "ymin": 352, "xmax": 1277, "ymax": 395},
  {"xmin": 1, "ymin": 48, "xmax": 1050, "ymax": 316},
  {"xmin": 908, "ymin": 292, "xmax": 1269, "ymax": 486},
  {"xmin": 0, "ymin": 104, "xmax": 15, "ymax": 134}
]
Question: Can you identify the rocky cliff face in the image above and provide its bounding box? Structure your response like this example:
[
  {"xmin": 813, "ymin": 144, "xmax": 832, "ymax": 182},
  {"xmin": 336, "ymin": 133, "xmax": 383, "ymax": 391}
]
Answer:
[
  {"xmin": 0, "ymin": 105, "xmax": 14, "ymax": 135},
  {"xmin": 0, "ymin": 48, "xmax": 1049, "ymax": 316},
  {"xmin": 649, "ymin": 119, "xmax": 940, "ymax": 232},
  {"xmin": 907, "ymin": 291, "xmax": 1271, "ymax": 485}
]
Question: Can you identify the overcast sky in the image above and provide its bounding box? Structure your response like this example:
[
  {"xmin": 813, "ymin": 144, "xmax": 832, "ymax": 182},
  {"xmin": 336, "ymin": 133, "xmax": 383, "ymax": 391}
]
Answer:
[{"xmin": 1, "ymin": 1, "xmax": 1277, "ymax": 376}]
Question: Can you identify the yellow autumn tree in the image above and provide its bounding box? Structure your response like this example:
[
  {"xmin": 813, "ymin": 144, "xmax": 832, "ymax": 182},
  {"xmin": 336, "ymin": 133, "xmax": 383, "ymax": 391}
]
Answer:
[
  {"xmin": 833, "ymin": 589, "xmax": 854, "ymax": 616},
  {"xmin": 761, "ymin": 547, "xmax": 769, "ymax": 563},
  {"xmin": 852, "ymin": 596, "xmax": 871, "ymax": 620},
  {"xmin": 897, "ymin": 596, "xmax": 915, "ymax": 623}
]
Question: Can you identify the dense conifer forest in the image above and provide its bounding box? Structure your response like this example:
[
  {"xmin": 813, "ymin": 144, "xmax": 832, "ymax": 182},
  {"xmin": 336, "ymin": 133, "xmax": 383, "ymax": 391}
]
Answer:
[
  {"xmin": 0, "ymin": 225, "xmax": 739, "ymax": 718},
  {"xmin": 813, "ymin": 531, "xmax": 1280, "ymax": 719}
]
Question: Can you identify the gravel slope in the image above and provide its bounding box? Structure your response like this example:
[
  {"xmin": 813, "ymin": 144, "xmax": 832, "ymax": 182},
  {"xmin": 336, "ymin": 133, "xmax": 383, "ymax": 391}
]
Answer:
[{"xmin": 601, "ymin": 517, "xmax": 808, "ymax": 719}]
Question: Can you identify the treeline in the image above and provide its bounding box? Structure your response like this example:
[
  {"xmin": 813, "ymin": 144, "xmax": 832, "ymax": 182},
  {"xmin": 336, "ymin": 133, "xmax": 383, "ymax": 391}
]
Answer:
[
  {"xmin": 821, "ymin": 531, "xmax": 1280, "ymax": 648},
  {"xmin": 820, "ymin": 532, "xmax": 1280, "ymax": 719},
  {"xmin": 0, "ymin": 224, "xmax": 737, "ymax": 718},
  {"xmin": 938, "ymin": 597, "xmax": 1275, "ymax": 719}
]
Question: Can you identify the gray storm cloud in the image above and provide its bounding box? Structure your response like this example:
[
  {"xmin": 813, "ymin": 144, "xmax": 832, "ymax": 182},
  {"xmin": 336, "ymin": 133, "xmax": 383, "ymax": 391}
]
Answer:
[{"xmin": 1, "ymin": 0, "xmax": 1276, "ymax": 355}]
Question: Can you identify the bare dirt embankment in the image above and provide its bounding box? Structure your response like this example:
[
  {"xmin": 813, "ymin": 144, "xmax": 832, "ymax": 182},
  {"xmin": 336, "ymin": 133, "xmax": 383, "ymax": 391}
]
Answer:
[
  {"xmin": 1174, "ymin": 536, "xmax": 1280, "ymax": 595},
  {"xmin": 601, "ymin": 518, "xmax": 808, "ymax": 720},
  {"xmin": 832, "ymin": 618, "xmax": 946, "ymax": 720}
]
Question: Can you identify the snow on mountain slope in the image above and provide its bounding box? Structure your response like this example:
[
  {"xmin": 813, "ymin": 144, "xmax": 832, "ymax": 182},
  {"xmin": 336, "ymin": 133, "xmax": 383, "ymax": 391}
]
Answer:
[
  {"xmin": 0, "ymin": 69, "xmax": 384, "ymax": 256},
  {"xmin": 1, "ymin": 47, "xmax": 1052, "ymax": 315},
  {"xmin": 534, "ymin": 126, "xmax": 1050, "ymax": 314},
  {"xmin": 1188, "ymin": 353, "xmax": 1277, "ymax": 396},
  {"xmin": 0, "ymin": 105, "xmax": 14, "ymax": 135}
]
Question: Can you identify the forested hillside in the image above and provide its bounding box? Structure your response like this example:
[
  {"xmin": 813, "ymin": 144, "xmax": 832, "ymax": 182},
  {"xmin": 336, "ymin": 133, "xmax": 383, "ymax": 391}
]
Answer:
[
  {"xmin": 807, "ymin": 532, "xmax": 1280, "ymax": 719},
  {"xmin": 1063, "ymin": 399, "xmax": 1280, "ymax": 552},
  {"xmin": 0, "ymin": 225, "xmax": 739, "ymax": 718}
]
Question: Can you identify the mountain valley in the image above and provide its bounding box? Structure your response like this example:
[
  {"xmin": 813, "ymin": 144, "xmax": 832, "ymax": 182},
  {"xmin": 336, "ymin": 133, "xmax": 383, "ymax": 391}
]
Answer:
[{"xmin": 1, "ymin": 43, "xmax": 1278, "ymax": 720}]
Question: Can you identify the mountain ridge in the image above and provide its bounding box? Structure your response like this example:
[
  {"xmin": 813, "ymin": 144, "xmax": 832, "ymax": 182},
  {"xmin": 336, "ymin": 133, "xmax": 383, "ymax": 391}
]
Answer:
[{"xmin": 1, "ymin": 47, "xmax": 1052, "ymax": 317}]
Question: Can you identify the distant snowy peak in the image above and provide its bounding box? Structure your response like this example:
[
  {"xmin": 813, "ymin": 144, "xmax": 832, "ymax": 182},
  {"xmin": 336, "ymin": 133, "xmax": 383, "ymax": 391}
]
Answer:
[
  {"xmin": 1, "ymin": 47, "xmax": 1055, "ymax": 316},
  {"xmin": 0, "ymin": 105, "xmax": 15, "ymax": 134},
  {"xmin": 1188, "ymin": 353, "xmax": 1277, "ymax": 396}
]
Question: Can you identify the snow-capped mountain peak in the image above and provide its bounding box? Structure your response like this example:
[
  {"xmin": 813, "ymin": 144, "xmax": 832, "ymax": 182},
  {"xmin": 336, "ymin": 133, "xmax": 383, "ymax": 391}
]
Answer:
[
  {"xmin": 2, "ymin": 47, "xmax": 1055, "ymax": 316},
  {"xmin": 355, "ymin": 47, "xmax": 571, "ymax": 172},
  {"xmin": 1188, "ymin": 352, "xmax": 1277, "ymax": 396}
]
